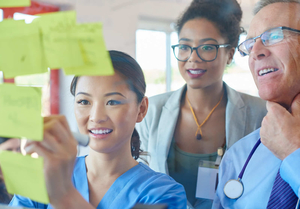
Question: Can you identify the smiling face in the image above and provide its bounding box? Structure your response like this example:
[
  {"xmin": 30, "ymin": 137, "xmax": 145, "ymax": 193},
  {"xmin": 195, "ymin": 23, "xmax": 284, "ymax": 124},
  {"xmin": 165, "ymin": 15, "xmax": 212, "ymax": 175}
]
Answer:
[
  {"xmin": 177, "ymin": 18, "xmax": 234, "ymax": 90},
  {"xmin": 248, "ymin": 2, "xmax": 300, "ymax": 108},
  {"xmin": 74, "ymin": 74, "xmax": 146, "ymax": 155}
]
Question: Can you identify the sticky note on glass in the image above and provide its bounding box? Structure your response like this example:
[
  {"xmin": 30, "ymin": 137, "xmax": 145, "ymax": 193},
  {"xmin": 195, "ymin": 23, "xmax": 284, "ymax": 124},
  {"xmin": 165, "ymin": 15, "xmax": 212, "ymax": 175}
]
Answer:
[
  {"xmin": 63, "ymin": 23, "xmax": 114, "ymax": 76},
  {"xmin": 0, "ymin": 151, "xmax": 49, "ymax": 204},
  {"xmin": 0, "ymin": 19, "xmax": 47, "ymax": 78},
  {"xmin": 0, "ymin": 84, "xmax": 43, "ymax": 140},
  {"xmin": 0, "ymin": 0, "xmax": 31, "ymax": 8},
  {"xmin": 34, "ymin": 11, "xmax": 85, "ymax": 69}
]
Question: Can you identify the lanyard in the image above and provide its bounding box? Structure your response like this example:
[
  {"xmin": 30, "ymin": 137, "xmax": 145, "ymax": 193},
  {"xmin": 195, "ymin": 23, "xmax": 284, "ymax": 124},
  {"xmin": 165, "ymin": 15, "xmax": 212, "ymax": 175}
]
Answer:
[{"xmin": 223, "ymin": 138, "xmax": 261, "ymax": 199}]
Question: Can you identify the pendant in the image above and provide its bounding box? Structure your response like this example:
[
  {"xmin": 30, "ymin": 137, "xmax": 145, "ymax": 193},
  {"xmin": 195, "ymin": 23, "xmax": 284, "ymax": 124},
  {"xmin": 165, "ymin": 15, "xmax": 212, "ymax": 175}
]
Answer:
[{"xmin": 196, "ymin": 134, "xmax": 202, "ymax": 140}]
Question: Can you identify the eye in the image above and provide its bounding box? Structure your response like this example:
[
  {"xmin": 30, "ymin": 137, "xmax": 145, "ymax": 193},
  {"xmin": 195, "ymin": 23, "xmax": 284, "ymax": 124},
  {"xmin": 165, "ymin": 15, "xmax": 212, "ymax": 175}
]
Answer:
[
  {"xmin": 77, "ymin": 100, "xmax": 90, "ymax": 105},
  {"xmin": 200, "ymin": 45, "xmax": 215, "ymax": 51},
  {"xmin": 269, "ymin": 32, "xmax": 284, "ymax": 41},
  {"xmin": 107, "ymin": 100, "xmax": 122, "ymax": 105},
  {"xmin": 262, "ymin": 29, "xmax": 284, "ymax": 45},
  {"xmin": 178, "ymin": 44, "xmax": 190, "ymax": 51}
]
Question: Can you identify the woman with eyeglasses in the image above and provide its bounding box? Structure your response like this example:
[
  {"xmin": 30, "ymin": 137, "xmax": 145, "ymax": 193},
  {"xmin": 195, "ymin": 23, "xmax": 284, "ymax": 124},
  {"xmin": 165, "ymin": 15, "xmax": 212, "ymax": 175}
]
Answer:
[{"xmin": 136, "ymin": 0, "xmax": 267, "ymax": 208}]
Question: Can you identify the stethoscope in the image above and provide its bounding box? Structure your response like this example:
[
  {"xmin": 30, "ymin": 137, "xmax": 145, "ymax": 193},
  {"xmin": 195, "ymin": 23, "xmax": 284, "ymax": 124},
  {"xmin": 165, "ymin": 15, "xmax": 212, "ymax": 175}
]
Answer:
[
  {"xmin": 223, "ymin": 138, "xmax": 261, "ymax": 199},
  {"xmin": 223, "ymin": 138, "xmax": 300, "ymax": 208}
]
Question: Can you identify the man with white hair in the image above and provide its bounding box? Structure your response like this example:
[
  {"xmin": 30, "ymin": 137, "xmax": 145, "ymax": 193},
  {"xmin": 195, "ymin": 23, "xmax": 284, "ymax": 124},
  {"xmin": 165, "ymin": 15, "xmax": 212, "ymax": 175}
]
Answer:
[{"xmin": 213, "ymin": 0, "xmax": 300, "ymax": 208}]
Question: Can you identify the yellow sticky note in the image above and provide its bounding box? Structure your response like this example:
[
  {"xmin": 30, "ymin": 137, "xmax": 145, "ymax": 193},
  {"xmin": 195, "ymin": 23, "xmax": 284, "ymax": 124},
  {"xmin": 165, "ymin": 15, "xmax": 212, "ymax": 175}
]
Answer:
[
  {"xmin": 0, "ymin": 19, "xmax": 47, "ymax": 78},
  {"xmin": 0, "ymin": 84, "xmax": 43, "ymax": 141},
  {"xmin": 63, "ymin": 23, "xmax": 114, "ymax": 76},
  {"xmin": 0, "ymin": 0, "xmax": 31, "ymax": 8},
  {"xmin": 0, "ymin": 151, "xmax": 49, "ymax": 204},
  {"xmin": 34, "ymin": 11, "xmax": 85, "ymax": 69}
]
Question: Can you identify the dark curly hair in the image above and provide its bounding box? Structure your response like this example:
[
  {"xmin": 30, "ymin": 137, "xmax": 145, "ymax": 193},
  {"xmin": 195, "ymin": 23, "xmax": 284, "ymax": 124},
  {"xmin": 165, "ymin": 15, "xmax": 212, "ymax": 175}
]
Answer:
[
  {"xmin": 70, "ymin": 50, "xmax": 146, "ymax": 160},
  {"xmin": 176, "ymin": 0, "xmax": 244, "ymax": 48}
]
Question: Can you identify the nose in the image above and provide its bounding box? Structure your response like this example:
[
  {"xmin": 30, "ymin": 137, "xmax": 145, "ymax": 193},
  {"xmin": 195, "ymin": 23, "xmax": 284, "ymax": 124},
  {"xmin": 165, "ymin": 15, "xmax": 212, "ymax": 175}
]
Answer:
[
  {"xmin": 188, "ymin": 48, "xmax": 202, "ymax": 62},
  {"xmin": 250, "ymin": 38, "xmax": 271, "ymax": 60},
  {"xmin": 89, "ymin": 103, "xmax": 108, "ymax": 123}
]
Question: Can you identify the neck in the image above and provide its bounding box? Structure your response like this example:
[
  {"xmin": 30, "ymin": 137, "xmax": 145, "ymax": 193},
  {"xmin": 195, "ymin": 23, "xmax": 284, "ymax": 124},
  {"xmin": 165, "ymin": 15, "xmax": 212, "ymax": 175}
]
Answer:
[
  {"xmin": 185, "ymin": 82, "xmax": 225, "ymax": 111},
  {"xmin": 85, "ymin": 145, "xmax": 138, "ymax": 179}
]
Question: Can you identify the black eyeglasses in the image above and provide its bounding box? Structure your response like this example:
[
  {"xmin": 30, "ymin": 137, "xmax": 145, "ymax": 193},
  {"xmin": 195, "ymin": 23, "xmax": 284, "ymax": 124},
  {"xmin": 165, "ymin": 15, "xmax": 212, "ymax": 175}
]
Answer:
[
  {"xmin": 238, "ymin": 26, "xmax": 300, "ymax": 57},
  {"xmin": 171, "ymin": 44, "xmax": 230, "ymax": 62}
]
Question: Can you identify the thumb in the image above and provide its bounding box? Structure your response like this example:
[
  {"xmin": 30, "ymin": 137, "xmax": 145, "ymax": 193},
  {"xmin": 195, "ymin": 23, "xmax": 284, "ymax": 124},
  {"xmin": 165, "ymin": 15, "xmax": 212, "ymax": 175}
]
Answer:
[{"xmin": 290, "ymin": 93, "xmax": 300, "ymax": 117}]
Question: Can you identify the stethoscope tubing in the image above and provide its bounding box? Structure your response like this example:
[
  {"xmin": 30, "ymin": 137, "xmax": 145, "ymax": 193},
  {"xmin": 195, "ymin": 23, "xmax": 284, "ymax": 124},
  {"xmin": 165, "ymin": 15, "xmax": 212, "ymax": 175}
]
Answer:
[{"xmin": 238, "ymin": 138, "xmax": 261, "ymax": 179}]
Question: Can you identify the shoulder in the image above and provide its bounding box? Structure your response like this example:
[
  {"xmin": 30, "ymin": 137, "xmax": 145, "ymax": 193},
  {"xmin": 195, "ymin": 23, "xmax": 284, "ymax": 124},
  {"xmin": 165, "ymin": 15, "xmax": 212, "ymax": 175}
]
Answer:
[
  {"xmin": 147, "ymin": 86, "xmax": 185, "ymax": 109},
  {"xmin": 132, "ymin": 163, "xmax": 187, "ymax": 208},
  {"xmin": 225, "ymin": 83, "xmax": 267, "ymax": 116},
  {"xmin": 226, "ymin": 128, "xmax": 261, "ymax": 159},
  {"xmin": 135, "ymin": 163, "xmax": 183, "ymax": 186},
  {"xmin": 141, "ymin": 86, "xmax": 185, "ymax": 125},
  {"xmin": 239, "ymin": 92, "xmax": 266, "ymax": 107},
  {"xmin": 226, "ymin": 84, "xmax": 265, "ymax": 106}
]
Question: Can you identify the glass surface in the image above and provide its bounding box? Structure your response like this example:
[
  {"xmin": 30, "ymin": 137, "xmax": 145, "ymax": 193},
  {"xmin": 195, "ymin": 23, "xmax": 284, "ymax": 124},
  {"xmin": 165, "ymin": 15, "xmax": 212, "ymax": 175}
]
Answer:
[{"xmin": 136, "ymin": 29, "xmax": 167, "ymax": 97}]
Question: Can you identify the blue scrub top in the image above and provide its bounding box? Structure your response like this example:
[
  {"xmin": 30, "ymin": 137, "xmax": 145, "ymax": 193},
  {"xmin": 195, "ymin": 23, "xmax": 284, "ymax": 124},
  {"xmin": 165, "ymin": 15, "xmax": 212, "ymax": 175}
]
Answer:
[{"xmin": 10, "ymin": 156, "xmax": 187, "ymax": 209}]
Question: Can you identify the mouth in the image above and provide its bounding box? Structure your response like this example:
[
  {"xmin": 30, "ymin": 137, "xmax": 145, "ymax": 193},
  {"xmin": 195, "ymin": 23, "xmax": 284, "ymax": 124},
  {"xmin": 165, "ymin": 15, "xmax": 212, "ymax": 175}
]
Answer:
[
  {"xmin": 258, "ymin": 68, "xmax": 279, "ymax": 76},
  {"xmin": 187, "ymin": 69, "xmax": 207, "ymax": 74},
  {"xmin": 89, "ymin": 128, "xmax": 113, "ymax": 135}
]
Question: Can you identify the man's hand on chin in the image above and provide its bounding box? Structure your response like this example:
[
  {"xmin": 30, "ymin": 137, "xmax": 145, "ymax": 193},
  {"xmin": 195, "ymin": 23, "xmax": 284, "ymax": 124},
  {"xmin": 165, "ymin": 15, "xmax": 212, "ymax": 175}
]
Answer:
[{"xmin": 260, "ymin": 93, "xmax": 300, "ymax": 160}]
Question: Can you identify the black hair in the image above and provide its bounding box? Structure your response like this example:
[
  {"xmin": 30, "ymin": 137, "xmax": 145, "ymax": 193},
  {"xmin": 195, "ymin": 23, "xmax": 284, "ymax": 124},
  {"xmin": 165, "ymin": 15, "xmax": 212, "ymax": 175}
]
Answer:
[
  {"xmin": 0, "ymin": 137, "xmax": 10, "ymax": 144},
  {"xmin": 70, "ymin": 50, "xmax": 146, "ymax": 160},
  {"xmin": 176, "ymin": 0, "xmax": 244, "ymax": 48}
]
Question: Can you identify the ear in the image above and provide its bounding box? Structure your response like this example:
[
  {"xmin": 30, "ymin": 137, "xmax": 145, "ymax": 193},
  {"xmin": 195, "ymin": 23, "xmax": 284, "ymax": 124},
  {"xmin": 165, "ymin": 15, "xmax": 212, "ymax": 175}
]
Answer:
[
  {"xmin": 226, "ymin": 48, "xmax": 235, "ymax": 65},
  {"xmin": 136, "ymin": 96, "xmax": 149, "ymax": 123}
]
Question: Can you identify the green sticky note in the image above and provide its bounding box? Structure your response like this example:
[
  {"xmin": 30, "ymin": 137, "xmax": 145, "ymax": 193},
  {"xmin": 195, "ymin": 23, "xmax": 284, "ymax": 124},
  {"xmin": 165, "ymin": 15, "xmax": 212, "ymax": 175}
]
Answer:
[
  {"xmin": 63, "ymin": 23, "xmax": 114, "ymax": 76},
  {"xmin": 34, "ymin": 11, "xmax": 85, "ymax": 69},
  {"xmin": 0, "ymin": 0, "xmax": 31, "ymax": 8},
  {"xmin": 0, "ymin": 19, "xmax": 47, "ymax": 78},
  {"xmin": 0, "ymin": 151, "xmax": 49, "ymax": 204},
  {"xmin": 0, "ymin": 84, "xmax": 43, "ymax": 141}
]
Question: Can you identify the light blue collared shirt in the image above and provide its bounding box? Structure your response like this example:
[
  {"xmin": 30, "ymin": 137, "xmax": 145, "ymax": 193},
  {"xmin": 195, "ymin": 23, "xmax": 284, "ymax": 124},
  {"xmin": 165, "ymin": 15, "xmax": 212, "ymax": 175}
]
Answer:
[{"xmin": 213, "ymin": 128, "xmax": 300, "ymax": 209}]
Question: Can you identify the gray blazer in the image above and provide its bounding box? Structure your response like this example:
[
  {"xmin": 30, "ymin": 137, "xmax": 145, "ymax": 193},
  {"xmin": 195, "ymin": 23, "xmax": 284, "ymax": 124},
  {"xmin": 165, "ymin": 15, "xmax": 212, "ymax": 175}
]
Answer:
[{"xmin": 136, "ymin": 83, "xmax": 267, "ymax": 174}]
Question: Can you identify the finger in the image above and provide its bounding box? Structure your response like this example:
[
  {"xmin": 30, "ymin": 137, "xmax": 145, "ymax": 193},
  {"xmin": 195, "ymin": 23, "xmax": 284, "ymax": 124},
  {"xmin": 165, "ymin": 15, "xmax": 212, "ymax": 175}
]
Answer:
[
  {"xmin": 24, "ymin": 139, "xmax": 36, "ymax": 148},
  {"xmin": 40, "ymin": 132, "xmax": 61, "ymax": 153},
  {"xmin": 290, "ymin": 93, "xmax": 300, "ymax": 117},
  {"xmin": 44, "ymin": 119, "xmax": 71, "ymax": 145},
  {"xmin": 266, "ymin": 101, "xmax": 289, "ymax": 119},
  {"xmin": 44, "ymin": 115, "xmax": 70, "ymax": 132},
  {"xmin": 24, "ymin": 142, "xmax": 50, "ymax": 158}
]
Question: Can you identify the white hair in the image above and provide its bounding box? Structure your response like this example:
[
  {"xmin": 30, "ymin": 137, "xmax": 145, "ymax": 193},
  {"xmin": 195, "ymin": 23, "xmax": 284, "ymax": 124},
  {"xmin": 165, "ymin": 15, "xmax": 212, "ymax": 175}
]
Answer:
[{"xmin": 254, "ymin": 0, "xmax": 300, "ymax": 14}]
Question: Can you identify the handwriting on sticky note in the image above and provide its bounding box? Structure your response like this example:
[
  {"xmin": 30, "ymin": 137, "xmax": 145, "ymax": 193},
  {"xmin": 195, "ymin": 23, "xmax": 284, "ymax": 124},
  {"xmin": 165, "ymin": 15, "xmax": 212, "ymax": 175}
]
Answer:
[
  {"xmin": 63, "ymin": 23, "xmax": 114, "ymax": 76},
  {"xmin": 33, "ymin": 11, "xmax": 85, "ymax": 69},
  {"xmin": 0, "ymin": 84, "xmax": 43, "ymax": 141},
  {"xmin": 0, "ymin": 0, "xmax": 31, "ymax": 8},
  {"xmin": 0, "ymin": 151, "xmax": 49, "ymax": 204},
  {"xmin": 0, "ymin": 19, "xmax": 47, "ymax": 78}
]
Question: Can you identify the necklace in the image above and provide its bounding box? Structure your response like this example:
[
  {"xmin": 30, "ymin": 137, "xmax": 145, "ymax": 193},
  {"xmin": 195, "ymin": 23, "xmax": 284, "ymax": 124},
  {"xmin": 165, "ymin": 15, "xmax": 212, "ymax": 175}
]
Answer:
[{"xmin": 187, "ymin": 91, "xmax": 224, "ymax": 140}]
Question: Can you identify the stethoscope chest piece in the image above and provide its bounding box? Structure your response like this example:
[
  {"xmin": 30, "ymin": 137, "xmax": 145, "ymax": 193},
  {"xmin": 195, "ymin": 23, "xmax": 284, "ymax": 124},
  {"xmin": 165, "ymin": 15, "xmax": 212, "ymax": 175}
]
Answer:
[{"xmin": 224, "ymin": 179, "xmax": 244, "ymax": 199}]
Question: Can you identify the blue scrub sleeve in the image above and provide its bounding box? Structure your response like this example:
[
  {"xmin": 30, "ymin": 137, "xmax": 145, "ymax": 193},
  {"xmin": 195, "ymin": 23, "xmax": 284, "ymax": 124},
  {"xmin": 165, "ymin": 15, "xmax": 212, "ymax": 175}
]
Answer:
[{"xmin": 9, "ymin": 194, "xmax": 48, "ymax": 208}]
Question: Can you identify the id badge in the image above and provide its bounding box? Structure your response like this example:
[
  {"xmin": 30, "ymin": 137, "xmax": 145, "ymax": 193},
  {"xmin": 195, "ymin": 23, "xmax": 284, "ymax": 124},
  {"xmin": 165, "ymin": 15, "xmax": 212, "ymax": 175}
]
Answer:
[{"xmin": 196, "ymin": 160, "xmax": 219, "ymax": 200}]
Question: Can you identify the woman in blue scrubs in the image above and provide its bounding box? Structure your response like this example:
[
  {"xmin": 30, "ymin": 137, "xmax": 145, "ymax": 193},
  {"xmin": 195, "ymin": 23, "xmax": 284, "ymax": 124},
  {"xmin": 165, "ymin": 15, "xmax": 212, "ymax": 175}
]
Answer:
[{"xmin": 9, "ymin": 50, "xmax": 187, "ymax": 209}]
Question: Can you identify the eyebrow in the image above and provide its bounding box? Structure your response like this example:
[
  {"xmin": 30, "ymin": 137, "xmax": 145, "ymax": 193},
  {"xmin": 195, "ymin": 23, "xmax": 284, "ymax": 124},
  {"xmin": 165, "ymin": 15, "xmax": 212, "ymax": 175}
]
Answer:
[
  {"xmin": 178, "ymin": 38, "xmax": 218, "ymax": 43},
  {"xmin": 104, "ymin": 92, "xmax": 126, "ymax": 98},
  {"xmin": 75, "ymin": 91, "xmax": 126, "ymax": 98},
  {"xmin": 76, "ymin": 92, "xmax": 91, "ymax": 96}
]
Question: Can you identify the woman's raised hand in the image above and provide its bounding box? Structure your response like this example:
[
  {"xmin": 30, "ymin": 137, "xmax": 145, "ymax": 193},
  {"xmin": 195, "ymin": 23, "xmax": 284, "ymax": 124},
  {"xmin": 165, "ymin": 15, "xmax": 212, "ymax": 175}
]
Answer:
[{"xmin": 25, "ymin": 115, "xmax": 79, "ymax": 208}]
